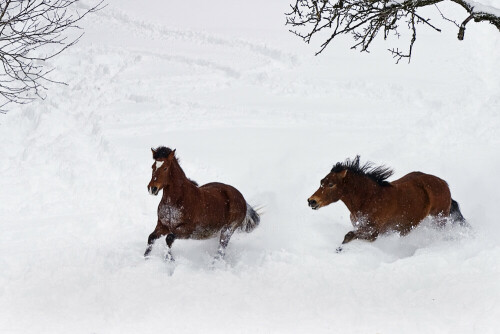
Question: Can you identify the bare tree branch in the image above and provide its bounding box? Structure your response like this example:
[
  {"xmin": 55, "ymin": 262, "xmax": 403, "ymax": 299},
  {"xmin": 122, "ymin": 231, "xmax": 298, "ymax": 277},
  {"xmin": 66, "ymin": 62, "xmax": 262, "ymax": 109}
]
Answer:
[
  {"xmin": 285, "ymin": 0, "xmax": 500, "ymax": 62},
  {"xmin": 458, "ymin": 13, "xmax": 474, "ymax": 40},
  {"xmin": 0, "ymin": 0, "xmax": 105, "ymax": 112}
]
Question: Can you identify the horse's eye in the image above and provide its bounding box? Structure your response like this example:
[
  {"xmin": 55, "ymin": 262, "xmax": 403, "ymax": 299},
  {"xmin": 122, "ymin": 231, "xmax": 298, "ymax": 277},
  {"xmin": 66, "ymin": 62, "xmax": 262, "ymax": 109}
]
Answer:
[{"xmin": 329, "ymin": 183, "xmax": 334, "ymax": 188}]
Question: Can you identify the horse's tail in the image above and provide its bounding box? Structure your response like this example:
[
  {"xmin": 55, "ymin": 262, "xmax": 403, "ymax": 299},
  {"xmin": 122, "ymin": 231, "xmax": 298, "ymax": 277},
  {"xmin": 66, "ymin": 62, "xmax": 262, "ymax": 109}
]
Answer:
[
  {"xmin": 450, "ymin": 199, "xmax": 469, "ymax": 227},
  {"xmin": 239, "ymin": 203, "xmax": 261, "ymax": 233}
]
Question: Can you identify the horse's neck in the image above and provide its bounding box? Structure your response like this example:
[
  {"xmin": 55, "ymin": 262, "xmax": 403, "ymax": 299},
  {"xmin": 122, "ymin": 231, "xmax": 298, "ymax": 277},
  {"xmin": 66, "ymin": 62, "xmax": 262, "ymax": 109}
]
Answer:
[
  {"xmin": 162, "ymin": 160, "xmax": 196, "ymax": 202},
  {"xmin": 341, "ymin": 174, "xmax": 381, "ymax": 215}
]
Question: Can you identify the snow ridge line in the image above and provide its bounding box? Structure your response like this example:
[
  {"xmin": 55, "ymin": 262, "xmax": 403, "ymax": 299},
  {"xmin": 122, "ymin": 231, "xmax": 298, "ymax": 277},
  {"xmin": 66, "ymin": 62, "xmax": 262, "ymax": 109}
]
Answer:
[
  {"xmin": 137, "ymin": 49, "xmax": 241, "ymax": 79},
  {"xmin": 93, "ymin": 6, "xmax": 297, "ymax": 66}
]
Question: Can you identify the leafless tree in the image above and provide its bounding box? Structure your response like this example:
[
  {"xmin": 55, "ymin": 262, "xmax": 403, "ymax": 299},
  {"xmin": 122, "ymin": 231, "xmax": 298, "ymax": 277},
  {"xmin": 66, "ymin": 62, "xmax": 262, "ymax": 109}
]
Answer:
[
  {"xmin": 285, "ymin": 0, "xmax": 500, "ymax": 63},
  {"xmin": 0, "ymin": 0, "xmax": 103, "ymax": 112}
]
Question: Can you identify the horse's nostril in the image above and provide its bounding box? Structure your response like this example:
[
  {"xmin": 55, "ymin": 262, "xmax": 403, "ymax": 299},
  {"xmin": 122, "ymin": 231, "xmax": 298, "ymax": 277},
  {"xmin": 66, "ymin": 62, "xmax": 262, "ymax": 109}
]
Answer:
[
  {"xmin": 308, "ymin": 199, "xmax": 317, "ymax": 207},
  {"xmin": 152, "ymin": 187, "xmax": 158, "ymax": 193}
]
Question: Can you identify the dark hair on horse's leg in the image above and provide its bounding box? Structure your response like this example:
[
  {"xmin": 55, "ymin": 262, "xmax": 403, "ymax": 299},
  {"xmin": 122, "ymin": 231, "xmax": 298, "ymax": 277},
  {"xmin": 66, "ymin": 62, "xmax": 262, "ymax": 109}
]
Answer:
[
  {"xmin": 450, "ymin": 199, "xmax": 469, "ymax": 227},
  {"xmin": 165, "ymin": 234, "xmax": 176, "ymax": 262},
  {"xmin": 144, "ymin": 230, "xmax": 161, "ymax": 257}
]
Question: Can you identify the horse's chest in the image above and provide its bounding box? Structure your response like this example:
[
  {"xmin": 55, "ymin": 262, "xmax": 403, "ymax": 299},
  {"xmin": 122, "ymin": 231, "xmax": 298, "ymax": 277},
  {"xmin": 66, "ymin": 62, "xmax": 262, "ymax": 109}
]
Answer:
[
  {"xmin": 350, "ymin": 212, "xmax": 370, "ymax": 227},
  {"xmin": 158, "ymin": 202, "xmax": 183, "ymax": 228}
]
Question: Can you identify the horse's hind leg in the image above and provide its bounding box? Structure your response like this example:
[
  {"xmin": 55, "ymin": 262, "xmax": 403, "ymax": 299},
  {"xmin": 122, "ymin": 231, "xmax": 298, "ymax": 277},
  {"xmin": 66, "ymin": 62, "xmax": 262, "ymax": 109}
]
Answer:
[
  {"xmin": 216, "ymin": 226, "xmax": 235, "ymax": 260},
  {"xmin": 165, "ymin": 233, "xmax": 176, "ymax": 262}
]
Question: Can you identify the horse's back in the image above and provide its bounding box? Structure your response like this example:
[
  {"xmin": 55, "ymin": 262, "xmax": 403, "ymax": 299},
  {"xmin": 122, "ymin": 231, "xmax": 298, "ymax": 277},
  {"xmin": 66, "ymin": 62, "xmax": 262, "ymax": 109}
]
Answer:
[
  {"xmin": 199, "ymin": 182, "xmax": 247, "ymax": 218},
  {"xmin": 200, "ymin": 182, "xmax": 244, "ymax": 199},
  {"xmin": 393, "ymin": 171, "xmax": 451, "ymax": 216}
]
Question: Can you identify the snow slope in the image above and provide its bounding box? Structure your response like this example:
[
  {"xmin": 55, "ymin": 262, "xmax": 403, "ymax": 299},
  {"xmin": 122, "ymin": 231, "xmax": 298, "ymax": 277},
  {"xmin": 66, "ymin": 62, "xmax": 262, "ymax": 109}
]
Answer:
[{"xmin": 1, "ymin": 0, "xmax": 499, "ymax": 333}]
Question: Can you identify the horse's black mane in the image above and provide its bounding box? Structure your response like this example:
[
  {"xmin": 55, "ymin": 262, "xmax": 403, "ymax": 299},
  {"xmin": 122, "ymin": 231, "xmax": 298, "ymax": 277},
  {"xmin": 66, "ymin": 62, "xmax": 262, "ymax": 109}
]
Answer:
[
  {"xmin": 152, "ymin": 146, "xmax": 173, "ymax": 160},
  {"xmin": 332, "ymin": 155, "xmax": 393, "ymax": 186},
  {"xmin": 152, "ymin": 146, "xmax": 198, "ymax": 186}
]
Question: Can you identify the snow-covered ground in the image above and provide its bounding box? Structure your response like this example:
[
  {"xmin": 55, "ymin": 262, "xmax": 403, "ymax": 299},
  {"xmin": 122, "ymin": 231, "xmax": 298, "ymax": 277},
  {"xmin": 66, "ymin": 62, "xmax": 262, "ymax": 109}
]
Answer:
[{"xmin": 1, "ymin": 1, "xmax": 499, "ymax": 333}]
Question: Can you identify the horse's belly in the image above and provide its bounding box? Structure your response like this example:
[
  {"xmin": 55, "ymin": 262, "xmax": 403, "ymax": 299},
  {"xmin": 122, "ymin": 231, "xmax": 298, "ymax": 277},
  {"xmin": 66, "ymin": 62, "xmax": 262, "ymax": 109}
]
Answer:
[
  {"xmin": 159, "ymin": 204, "xmax": 222, "ymax": 239},
  {"xmin": 189, "ymin": 225, "xmax": 221, "ymax": 240}
]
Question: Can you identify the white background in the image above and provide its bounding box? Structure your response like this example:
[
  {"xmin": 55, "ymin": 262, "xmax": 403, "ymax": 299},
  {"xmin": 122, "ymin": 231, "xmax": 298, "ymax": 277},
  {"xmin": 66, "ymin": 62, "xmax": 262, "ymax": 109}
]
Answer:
[{"xmin": 1, "ymin": 0, "xmax": 499, "ymax": 333}]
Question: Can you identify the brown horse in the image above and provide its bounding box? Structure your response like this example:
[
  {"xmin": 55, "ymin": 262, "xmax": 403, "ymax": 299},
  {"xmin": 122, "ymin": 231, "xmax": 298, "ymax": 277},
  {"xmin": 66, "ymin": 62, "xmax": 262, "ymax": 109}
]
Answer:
[
  {"xmin": 307, "ymin": 156, "xmax": 467, "ymax": 250},
  {"xmin": 145, "ymin": 146, "xmax": 260, "ymax": 261}
]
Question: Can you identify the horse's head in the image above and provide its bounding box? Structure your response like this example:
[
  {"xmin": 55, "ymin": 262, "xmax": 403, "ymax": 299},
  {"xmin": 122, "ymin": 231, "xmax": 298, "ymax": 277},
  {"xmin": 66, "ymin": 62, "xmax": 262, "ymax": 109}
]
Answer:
[
  {"xmin": 148, "ymin": 147, "xmax": 176, "ymax": 196},
  {"xmin": 308, "ymin": 169, "xmax": 347, "ymax": 210}
]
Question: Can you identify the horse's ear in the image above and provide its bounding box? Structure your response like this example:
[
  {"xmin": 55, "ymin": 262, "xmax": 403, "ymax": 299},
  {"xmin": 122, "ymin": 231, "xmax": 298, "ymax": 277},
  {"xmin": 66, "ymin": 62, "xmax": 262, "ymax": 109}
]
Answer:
[
  {"xmin": 339, "ymin": 169, "xmax": 347, "ymax": 178},
  {"xmin": 151, "ymin": 148, "xmax": 156, "ymax": 158},
  {"xmin": 168, "ymin": 149, "xmax": 176, "ymax": 159}
]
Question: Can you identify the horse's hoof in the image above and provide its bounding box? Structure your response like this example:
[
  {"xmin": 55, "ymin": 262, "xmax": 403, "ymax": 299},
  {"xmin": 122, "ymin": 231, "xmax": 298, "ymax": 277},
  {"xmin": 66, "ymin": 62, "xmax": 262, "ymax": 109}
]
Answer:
[
  {"xmin": 336, "ymin": 247, "xmax": 343, "ymax": 253},
  {"xmin": 210, "ymin": 257, "xmax": 226, "ymax": 270},
  {"xmin": 144, "ymin": 247, "xmax": 153, "ymax": 258}
]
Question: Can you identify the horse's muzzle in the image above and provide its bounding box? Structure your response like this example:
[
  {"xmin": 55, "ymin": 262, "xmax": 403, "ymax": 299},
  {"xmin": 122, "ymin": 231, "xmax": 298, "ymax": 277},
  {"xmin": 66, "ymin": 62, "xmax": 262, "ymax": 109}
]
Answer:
[
  {"xmin": 308, "ymin": 198, "xmax": 320, "ymax": 210},
  {"xmin": 148, "ymin": 186, "xmax": 159, "ymax": 196}
]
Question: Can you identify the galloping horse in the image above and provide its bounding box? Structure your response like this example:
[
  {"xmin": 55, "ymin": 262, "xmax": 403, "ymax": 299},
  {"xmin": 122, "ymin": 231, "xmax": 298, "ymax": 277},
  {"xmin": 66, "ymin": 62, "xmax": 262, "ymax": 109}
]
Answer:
[
  {"xmin": 145, "ymin": 146, "xmax": 260, "ymax": 261},
  {"xmin": 307, "ymin": 156, "xmax": 467, "ymax": 249}
]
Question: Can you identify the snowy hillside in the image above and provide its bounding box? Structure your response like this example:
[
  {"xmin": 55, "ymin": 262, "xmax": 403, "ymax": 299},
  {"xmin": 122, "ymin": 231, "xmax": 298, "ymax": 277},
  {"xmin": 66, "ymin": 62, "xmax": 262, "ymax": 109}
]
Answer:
[{"xmin": 1, "ymin": 0, "xmax": 499, "ymax": 333}]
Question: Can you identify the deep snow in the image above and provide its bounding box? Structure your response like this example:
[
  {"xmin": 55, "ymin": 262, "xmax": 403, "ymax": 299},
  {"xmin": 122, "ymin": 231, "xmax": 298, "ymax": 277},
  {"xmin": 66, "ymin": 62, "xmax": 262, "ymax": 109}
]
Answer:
[{"xmin": 1, "ymin": 0, "xmax": 499, "ymax": 333}]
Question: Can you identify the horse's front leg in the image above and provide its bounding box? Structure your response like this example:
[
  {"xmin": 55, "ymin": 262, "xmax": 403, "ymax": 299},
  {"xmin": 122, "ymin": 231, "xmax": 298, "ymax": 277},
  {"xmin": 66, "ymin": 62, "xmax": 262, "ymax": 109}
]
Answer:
[
  {"xmin": 215, "ymin": 226, "xmax": 235, "ymax": 260},
  {"xmin": 144, "ymin": 227, "xmax": 163, "ymax": 257},
  {"xmin": 165, "ymin": 233, "xmax": 176, "ymax": 262},
  {"xmin": 336, "ymin": 226, "xmax": 379, "ymax": 252}
]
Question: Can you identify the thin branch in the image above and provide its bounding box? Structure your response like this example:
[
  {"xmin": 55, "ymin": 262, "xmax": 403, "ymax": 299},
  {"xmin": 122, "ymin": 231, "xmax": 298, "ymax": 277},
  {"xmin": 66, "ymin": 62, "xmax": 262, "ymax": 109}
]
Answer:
[{"xmin": 434, "ymin": 4, "xmax": 460, "ymax": 27}]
